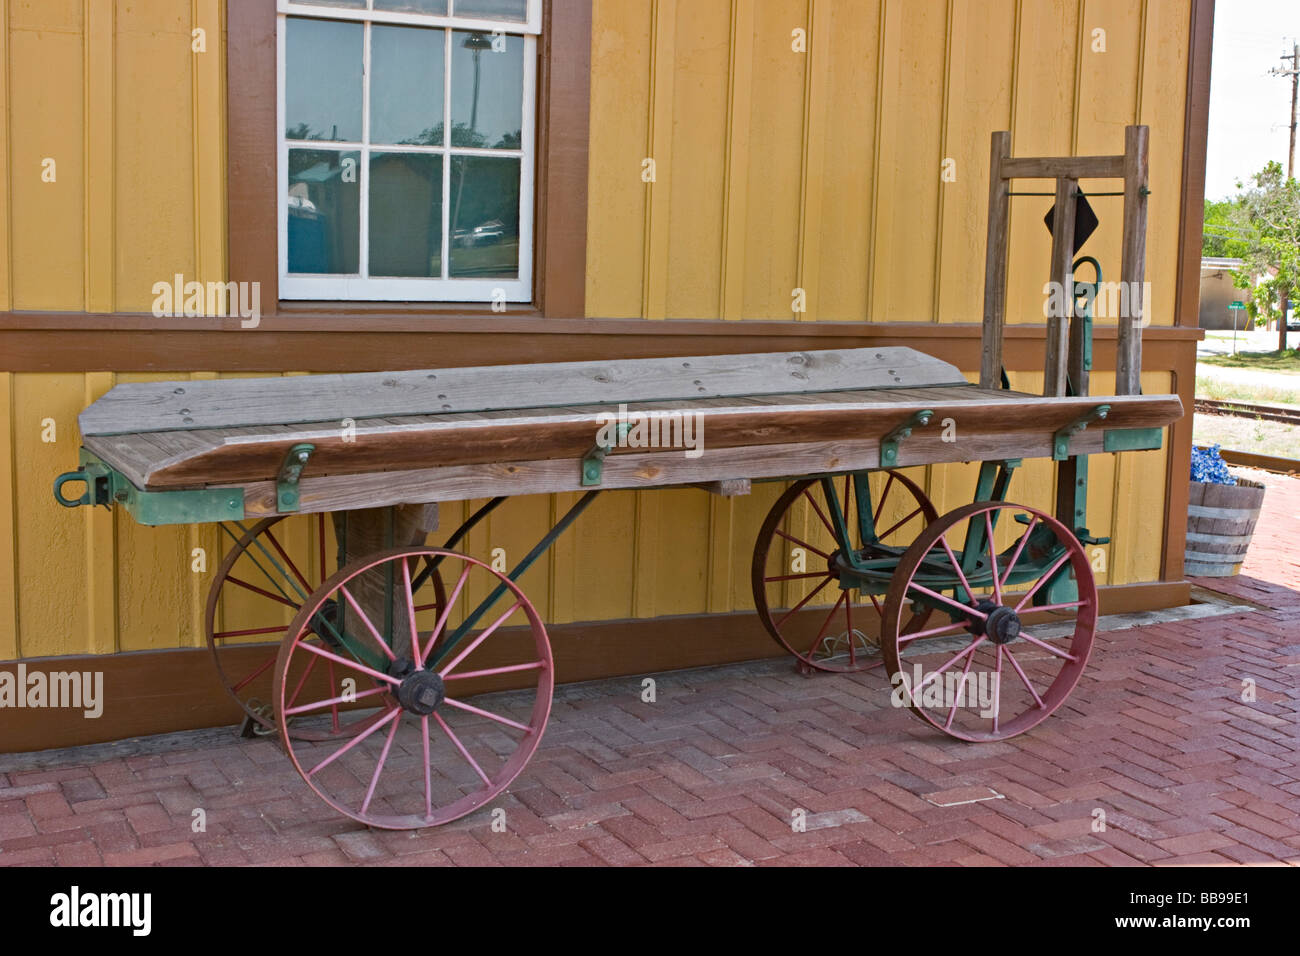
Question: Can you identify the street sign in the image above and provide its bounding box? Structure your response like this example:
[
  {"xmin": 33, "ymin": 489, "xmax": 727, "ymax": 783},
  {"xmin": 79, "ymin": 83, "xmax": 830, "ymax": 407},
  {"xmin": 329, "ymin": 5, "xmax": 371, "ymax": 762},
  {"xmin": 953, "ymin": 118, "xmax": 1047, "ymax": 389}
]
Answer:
[{"xmin": 1229, "ymin": 301, "xmax": 1245, "ymax": 310}]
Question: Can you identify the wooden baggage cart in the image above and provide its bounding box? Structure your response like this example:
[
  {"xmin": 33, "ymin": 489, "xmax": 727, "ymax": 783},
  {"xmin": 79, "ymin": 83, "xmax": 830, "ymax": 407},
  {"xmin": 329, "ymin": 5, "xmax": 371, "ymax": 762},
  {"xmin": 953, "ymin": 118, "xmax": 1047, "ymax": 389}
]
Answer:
[{"xmin": 50, "ymin": 127, "xmax": 1183, "ymax": 829}]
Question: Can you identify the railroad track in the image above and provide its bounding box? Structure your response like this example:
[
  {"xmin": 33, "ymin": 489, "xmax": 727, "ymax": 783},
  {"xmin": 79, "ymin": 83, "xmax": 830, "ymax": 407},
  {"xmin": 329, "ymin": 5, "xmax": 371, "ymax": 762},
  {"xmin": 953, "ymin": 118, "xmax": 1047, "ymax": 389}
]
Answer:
[{"xmin": 1194, "ymin": 398, "xmax": 1300, "ymax": 426}]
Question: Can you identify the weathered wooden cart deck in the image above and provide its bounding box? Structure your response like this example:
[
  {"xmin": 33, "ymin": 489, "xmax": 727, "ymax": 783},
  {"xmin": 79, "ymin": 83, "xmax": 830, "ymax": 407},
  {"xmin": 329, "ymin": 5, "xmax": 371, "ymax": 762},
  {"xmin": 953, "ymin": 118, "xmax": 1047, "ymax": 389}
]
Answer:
[{"xmin": 75, "ymin": 347, "xmax": 1181, "ymax": 521}]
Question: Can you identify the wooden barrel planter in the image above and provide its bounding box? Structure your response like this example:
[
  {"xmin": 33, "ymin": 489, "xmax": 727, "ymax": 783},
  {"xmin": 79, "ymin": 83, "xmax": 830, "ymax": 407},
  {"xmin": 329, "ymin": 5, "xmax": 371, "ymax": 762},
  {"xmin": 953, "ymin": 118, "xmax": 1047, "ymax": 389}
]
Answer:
[{"xmin": 1185, "ymin": 477, "xmax": 1266, "ymax": 577}]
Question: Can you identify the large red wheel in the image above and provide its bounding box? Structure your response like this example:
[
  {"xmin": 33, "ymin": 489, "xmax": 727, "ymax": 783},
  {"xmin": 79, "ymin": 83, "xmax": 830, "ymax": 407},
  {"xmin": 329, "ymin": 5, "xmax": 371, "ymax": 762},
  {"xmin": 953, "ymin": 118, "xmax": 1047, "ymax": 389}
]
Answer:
[
  {"xmin": 880, "ymin": 502, "xmax": 1097, "ymax": 741},
  {"xmin": 752, "ymin": 472, "xmax": 937, "ymax": 673},
  {"xmin": 275, "ymin": 547, "xmax": 552, "ymax": 829},
  {"xmin": 205, "ymin": 515, "xmax": 444, "ymax": 740}
]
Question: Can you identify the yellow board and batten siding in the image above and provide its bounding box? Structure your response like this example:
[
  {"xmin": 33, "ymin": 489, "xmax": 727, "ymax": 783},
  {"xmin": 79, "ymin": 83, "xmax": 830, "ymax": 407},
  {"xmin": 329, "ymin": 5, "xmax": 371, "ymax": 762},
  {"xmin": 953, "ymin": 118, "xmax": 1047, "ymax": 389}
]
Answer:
[{"xmin": 0, "ymin": 0, "xmax": 1188, "ymax": 660}]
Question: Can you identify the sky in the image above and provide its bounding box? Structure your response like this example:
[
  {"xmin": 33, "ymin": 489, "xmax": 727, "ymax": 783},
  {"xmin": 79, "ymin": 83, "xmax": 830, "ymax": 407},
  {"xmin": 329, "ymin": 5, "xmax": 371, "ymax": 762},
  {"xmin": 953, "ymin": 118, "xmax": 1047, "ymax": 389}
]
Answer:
[{"xmin": 1204, "ymin": 0, "xmax": 1300, "ymax": 200}]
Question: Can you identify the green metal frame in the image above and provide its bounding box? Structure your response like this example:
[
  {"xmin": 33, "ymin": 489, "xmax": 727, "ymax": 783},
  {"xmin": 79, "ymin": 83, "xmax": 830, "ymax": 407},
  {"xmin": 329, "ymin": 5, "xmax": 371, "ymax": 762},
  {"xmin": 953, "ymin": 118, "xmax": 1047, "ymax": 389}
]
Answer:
[{"xmin": 53, "ymin": 450, "xmax": 244, "ymax": 526}]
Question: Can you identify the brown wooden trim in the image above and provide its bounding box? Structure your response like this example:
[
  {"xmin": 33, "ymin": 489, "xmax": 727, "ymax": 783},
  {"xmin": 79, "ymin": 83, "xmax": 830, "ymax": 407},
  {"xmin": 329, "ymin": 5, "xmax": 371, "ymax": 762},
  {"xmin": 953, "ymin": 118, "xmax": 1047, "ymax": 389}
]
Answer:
[
  {"xmin": 0, "ymin": 317, "xmax": 1201, "ymax": 372},
  {"xmin": 224, "ymin": 0, "xmax": 590, "ymax": 320},
  {"xmin": 0, "ymin": 580, "xmax": 1190, "ymax": 752},
  {"xmin": 1217, "ymin": 448, "xmax": 1300, "ymax": 475},
  {"xmin": 1158, "ymin": 0, "xmax": 1215, "ymax": 585},
  {"xmin": 1174, "ymin": 0, "xmax": 1214, "ymax": 330}
]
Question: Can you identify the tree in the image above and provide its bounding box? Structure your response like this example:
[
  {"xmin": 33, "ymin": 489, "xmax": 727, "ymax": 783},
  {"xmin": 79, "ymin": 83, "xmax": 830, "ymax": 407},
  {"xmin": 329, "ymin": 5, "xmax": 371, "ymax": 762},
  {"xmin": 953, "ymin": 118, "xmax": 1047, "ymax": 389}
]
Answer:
[
  {"xmin": 1201, "ymin": 199, "xmax": 1256, "ymax": 258},
  {"xmin": 1230, "ymin": 161, "xmax": 1300, "ymax": 350}
]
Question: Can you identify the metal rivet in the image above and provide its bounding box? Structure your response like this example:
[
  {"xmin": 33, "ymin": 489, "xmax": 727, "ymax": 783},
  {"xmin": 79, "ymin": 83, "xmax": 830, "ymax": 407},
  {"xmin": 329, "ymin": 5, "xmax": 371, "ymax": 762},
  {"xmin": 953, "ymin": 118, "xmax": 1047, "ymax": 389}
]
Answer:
[
  {"xmin": 179, "ymin": 408, "xmax": 190, "ymax": 414},
  {"xmin": 183, "ymin": 417, "xmax": 193, "ymax": 424},
  {"xmin": 173, "ymin": 387, "xmax": 185, "ymax": 395}
]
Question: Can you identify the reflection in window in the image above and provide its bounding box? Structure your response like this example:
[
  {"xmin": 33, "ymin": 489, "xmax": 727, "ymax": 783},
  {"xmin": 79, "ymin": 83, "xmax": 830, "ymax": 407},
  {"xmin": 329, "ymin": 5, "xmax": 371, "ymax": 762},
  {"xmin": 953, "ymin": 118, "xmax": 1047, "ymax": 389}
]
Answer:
[
  {"xmin": 371, "ymin": 154, "xmax": 444, "ymax": 277},
  {"xmin": 285, "ymin": 19, "xmax": 362, "ymax": 142},
  {"xmin": 450, "ymin": 156, "xmax": 520, "ymax": 278},
  {"xmin": 288, "ymin": 150, "xmax": 361, "ymax": 274},
  {"xmin": 451, "ymin": 31, "xmax": 523, "ymax": 148}
]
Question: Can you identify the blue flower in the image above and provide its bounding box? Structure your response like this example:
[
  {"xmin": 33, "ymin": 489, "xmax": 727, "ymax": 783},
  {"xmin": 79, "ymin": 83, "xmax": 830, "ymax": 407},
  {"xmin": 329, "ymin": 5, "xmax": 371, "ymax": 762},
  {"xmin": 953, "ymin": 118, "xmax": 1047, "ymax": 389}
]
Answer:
[{"xmin": 1191, "ymin": 444, "xmax": 1236, "ymax": 486}]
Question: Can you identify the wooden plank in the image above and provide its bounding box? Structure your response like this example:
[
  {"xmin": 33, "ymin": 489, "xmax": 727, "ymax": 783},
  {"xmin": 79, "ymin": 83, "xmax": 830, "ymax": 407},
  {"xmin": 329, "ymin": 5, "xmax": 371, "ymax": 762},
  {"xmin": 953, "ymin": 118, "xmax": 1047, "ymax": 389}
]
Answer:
[
  {"xmin": 1044, "ymin": 177, "xmax": 1077, "ymax": 396},
  {"xmin": 230, "ymin": 426, "xmax": 1135, "ymax": 517},
  {"xmin": 77, "ymin": 347, "xmax": 970, "ymax": 436},
  {"xmin": 980, "ymin": 131, "xmax": 1011, "ymax": 389},
  {"xmin": 85, "ymin": 391, "xmax": 1184, "ymax": 491},
  {"xmin": 692, "ymin": 478, "xmax": 751, "ymax": 496},
  {"xmin": 1000, "ymin": 153, "xmax": 1126, "ymax": 179},
  {"xmin": 1117, "ymin": 124, "xmax": 1150, "ymax": 395}
]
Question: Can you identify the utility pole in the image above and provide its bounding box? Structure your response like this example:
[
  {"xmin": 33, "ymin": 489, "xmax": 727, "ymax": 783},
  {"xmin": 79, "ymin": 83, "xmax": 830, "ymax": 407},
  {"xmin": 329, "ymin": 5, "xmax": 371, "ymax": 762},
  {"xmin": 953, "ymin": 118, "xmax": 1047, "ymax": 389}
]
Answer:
[{"xmin": 1268, "ymin": 42, "xmax": 1298, "ymax": 349}]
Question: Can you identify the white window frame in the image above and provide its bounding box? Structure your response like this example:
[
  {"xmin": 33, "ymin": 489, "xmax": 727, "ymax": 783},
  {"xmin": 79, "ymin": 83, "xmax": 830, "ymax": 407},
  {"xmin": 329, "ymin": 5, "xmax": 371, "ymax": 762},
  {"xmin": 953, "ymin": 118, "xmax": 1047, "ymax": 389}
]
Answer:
[{"xmin": 276, "ymin": 0, "xmax": 539, "ymax": 302}]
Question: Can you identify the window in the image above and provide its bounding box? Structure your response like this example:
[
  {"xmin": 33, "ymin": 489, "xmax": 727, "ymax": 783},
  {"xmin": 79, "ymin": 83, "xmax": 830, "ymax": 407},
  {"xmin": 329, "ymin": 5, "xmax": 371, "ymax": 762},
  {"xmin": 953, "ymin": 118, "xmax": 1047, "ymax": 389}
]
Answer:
[{"xmin": 276, "ymin": 0, "xmax": 540, "ymax": 302}]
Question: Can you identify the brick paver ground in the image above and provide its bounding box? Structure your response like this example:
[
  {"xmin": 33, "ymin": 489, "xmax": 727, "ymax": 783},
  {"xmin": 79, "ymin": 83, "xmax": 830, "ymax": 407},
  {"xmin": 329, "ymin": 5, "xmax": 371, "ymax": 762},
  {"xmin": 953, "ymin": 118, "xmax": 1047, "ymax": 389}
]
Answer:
[{"xmin": 2, "ymin": 472, "xmax": 1297, "ymax": 867}]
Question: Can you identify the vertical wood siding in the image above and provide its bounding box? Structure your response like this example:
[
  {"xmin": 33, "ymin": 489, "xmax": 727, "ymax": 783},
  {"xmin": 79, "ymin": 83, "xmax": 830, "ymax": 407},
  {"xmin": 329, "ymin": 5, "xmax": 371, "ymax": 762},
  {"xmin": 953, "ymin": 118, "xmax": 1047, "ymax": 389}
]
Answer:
[{"xmin": 0, "ymin": 0, "xmax": 1189, "ymax": 658}]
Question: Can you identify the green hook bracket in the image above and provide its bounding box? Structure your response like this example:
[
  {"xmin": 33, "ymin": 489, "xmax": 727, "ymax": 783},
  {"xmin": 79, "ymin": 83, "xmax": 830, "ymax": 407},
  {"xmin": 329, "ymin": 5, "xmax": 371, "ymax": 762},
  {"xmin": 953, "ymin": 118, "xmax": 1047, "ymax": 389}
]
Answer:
[
  {"xmin": 580, "ymin": 422, "xmax": 631, "ymax": 486},
  {"xmin": 277, "ymin": 443, "xmax": 315, "ymax": 513},
  {"xmin": 1052, "ymin": 404, "xmax": 1110, "ymax": 461},
  {"xmin": 879, "ymin": 410, "xmax": 933, "ymax": 467}
]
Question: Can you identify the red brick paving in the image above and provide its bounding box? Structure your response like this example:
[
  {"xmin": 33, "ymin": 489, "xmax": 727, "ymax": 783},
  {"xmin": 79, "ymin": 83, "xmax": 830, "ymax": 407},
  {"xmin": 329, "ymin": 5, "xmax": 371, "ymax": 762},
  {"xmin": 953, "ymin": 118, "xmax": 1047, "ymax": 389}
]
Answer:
[{"xmin": 1, "ymin": 472, "xmax": 1298, "ymax": 866}]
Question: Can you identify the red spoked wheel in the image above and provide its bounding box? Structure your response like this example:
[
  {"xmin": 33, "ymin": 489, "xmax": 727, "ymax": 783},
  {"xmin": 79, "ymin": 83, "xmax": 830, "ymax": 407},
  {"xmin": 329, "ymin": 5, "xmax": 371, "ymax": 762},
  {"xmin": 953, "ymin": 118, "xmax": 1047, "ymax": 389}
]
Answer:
[
  {"xmin": 880, "ymin": 502, "xmax": 1097, "ymax": 741},
  {"xmin": 752, "ymin": 471, "xmax": 938, "ymax": 673},
  {"xmin": 205, "ymin": 516, "xmax": 445, "ymax": 739},
  {"xmin": 275, "ymin": 547, "xmax": 553, "ymax": 829}
]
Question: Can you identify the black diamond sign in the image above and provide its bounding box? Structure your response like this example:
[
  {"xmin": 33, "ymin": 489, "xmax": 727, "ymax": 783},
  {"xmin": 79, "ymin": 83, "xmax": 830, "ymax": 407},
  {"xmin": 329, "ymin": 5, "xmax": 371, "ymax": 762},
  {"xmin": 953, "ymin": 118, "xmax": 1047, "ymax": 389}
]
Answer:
[{"xmin": 1043, "ymin": 189, "xmax": 1099, "ymax": 253}]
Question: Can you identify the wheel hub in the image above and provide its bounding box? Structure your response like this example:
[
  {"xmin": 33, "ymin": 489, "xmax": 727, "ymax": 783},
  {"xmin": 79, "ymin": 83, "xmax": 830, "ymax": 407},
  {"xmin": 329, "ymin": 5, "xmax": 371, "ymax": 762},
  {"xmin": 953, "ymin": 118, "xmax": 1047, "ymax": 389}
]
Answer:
[
  {"xmin": 968, "ymin": 598, "xmax": 1021, "ymax": 645},
  {"xmin": 394, "ymin": 667, "xmax": 446, "ymax": 716}
]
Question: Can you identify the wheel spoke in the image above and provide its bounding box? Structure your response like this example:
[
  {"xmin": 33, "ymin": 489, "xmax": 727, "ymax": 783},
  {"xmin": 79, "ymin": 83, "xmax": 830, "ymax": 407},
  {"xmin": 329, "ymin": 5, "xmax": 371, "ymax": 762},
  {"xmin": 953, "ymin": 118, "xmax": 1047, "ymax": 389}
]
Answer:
[
  {"xmin": 226, "ymin": 575, "xmax": 298, "ymax": 610},
  {"xmin": 231, "ymin": 654, "xmax": 276, "ymax": 693},
  {"xmin": 1003, "ymin": 646, "xmax": 1045, "ymax": 709},
  {"xmin": 444, "ymin": 660, "xmax": 545, "ymax": 681},
  {"xmin": 944, "ymin": 651, "xmax": 978, "ymax": 731},
  {"xmin": 1023, "ymin": 599, "xmax": 1085, "ymax": 614},
  {"xmin": 337, "ymin": 584, "xmax": 398, "ymax": 662},
  {"xmin": 1013, "ymin": 553, "xmax": 1072, "ymax": 612},
  {"xmin": 422, "ymin": 715, "xmax": 434, "ymax": 821},
  {"xmin": 265, "ymin": 527, "xmax": 315, "ymax": 597},
  {"xmin": 910, "ymin": 637, "xmax": 986, "ymax": 697},
  {"xmin": 421, "ymin": 565, "xmax": 472, "ymax": 663},
  {"xmin": 432, "ymin": 711, "xmax": 492, "ymax": 785},
  {"xmin": 992, "ymin": 646, "xmax": 1004, "ymax": 733},
  {"xmin": 1000, "ymin": 515, "xmax": 1038, "ymax": 590},
  {"xmin": 283, "ymin": 683, "xmax": 389, "ymax": 717},
  {"xmin": 296, "ymin": 638, "xmax": 402, "ymax": 687},
  {"xmin": 805, "ymin": 592, "xmax": 847, "ymax": 660},
  {"xmin": 985, "ymin": 513, "xmax": 1002, "ymax": 605},
  {"xmin": 442, "ymin": 696, "xmax": 533, "ymax": 733},
  {"xmin": 873, "ymin": 473, "xmax": 896, "ymax": 526},
  {"xmin": 773, "ymin": 529, "xmax": 831, "ymax": 560},
  {"xmin": 1013, "ymin": 629, "xmax": 1079, "ymax": 662},
  {"xmin": 802, "ymin": 488, "xmax": 837, "ymax": 538},
  {"xmin": 898, "ymin": 617, "xmax": 975, "ymax": 645},
  {"xmin": 401, "ymin": 556, "xmax": 422, "ymax": 667},
  {"xmin": 438, "ymin": 602, "xmax": 522, "ymax": 677},
  {"xmin": 765, "ymin": 571, "xmax": 833, "ymax": 583},
  {"xmin": 879, "ymin": 506, "xmax": 924, "ymax": 541},
  {"xmin": 904, "ymin": 580, "xmax": 988, "ymax": 621},
  {"xmin": 288, "ymin": 653, "xmax": 318, "ymax": 710},
  {"xmin": 214, "ymin": 624, "xmax": 290, "ymax": 640},
  {"xmin": 360, "ymin": 713, "xmax": 402, "ymax": 816},
  {"xmin": 937, "ymin": 533, "xmax": 978, "ymax": 606},
  {"xmin": 774, "ymin": 574, "xmax": 835, "ymax": 627},
  {"xmin": 307, "ymin": 706, "xmax": 400, "ymax": 778}
]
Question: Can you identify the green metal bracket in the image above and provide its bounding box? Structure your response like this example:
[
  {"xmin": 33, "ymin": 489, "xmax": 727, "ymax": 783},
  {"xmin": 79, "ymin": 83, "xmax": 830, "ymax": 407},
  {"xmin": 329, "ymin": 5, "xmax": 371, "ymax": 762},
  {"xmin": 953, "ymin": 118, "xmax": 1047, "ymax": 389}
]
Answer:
[
  {"xmin": 1052, "ymin": 404, "xmax": 1110, "ymax": 461},
  {"xmin": 580, "ymin": 422, "xmax": 631, "ymax": 486},
  {"xmin": 1102, "ymin": 426, "xmax": 1163, "ymax": 453},
  {"xmin": 53, "ymin": 450, "xmax": 244, "ymax": 526},
  {"xmin": 276, "ymin": 443, "xmax": 315, "ymax": 513},
  {"xmin": 879, "ymin": 410, "xmax": 933, "ymax": 467}
]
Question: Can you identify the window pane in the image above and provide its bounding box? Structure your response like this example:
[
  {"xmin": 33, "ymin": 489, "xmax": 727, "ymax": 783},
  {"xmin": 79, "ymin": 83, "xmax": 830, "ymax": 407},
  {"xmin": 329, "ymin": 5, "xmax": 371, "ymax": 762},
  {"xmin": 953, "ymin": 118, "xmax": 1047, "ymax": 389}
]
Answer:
[
  {"xmin": 370, "ymin": 26, "xmax": 445, "ymax": 146},
  {"xmin": 453, "ymin": 0, "xmax": 527, "ymax": 22},
  {"xmin": 370, "ymin": 153, "xmax": 444, "ymax": 278},
  {"xmin": 286, "ymin": 18, "xmax": 362, "ymax": 142},
  {"xmin": 374, "ymin": 0, "xmax": 449, "ymax": 13},
  {"xmin": 450, "ymin": 30, "xmax": 523, "ymax": 149},
  {"xmin": 288, "ymin": 149, "xmax": 360, "ymax": 274},
  {"xmin": 449, "ymin": 156, "xmax": 519, "ymax": 278}
]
